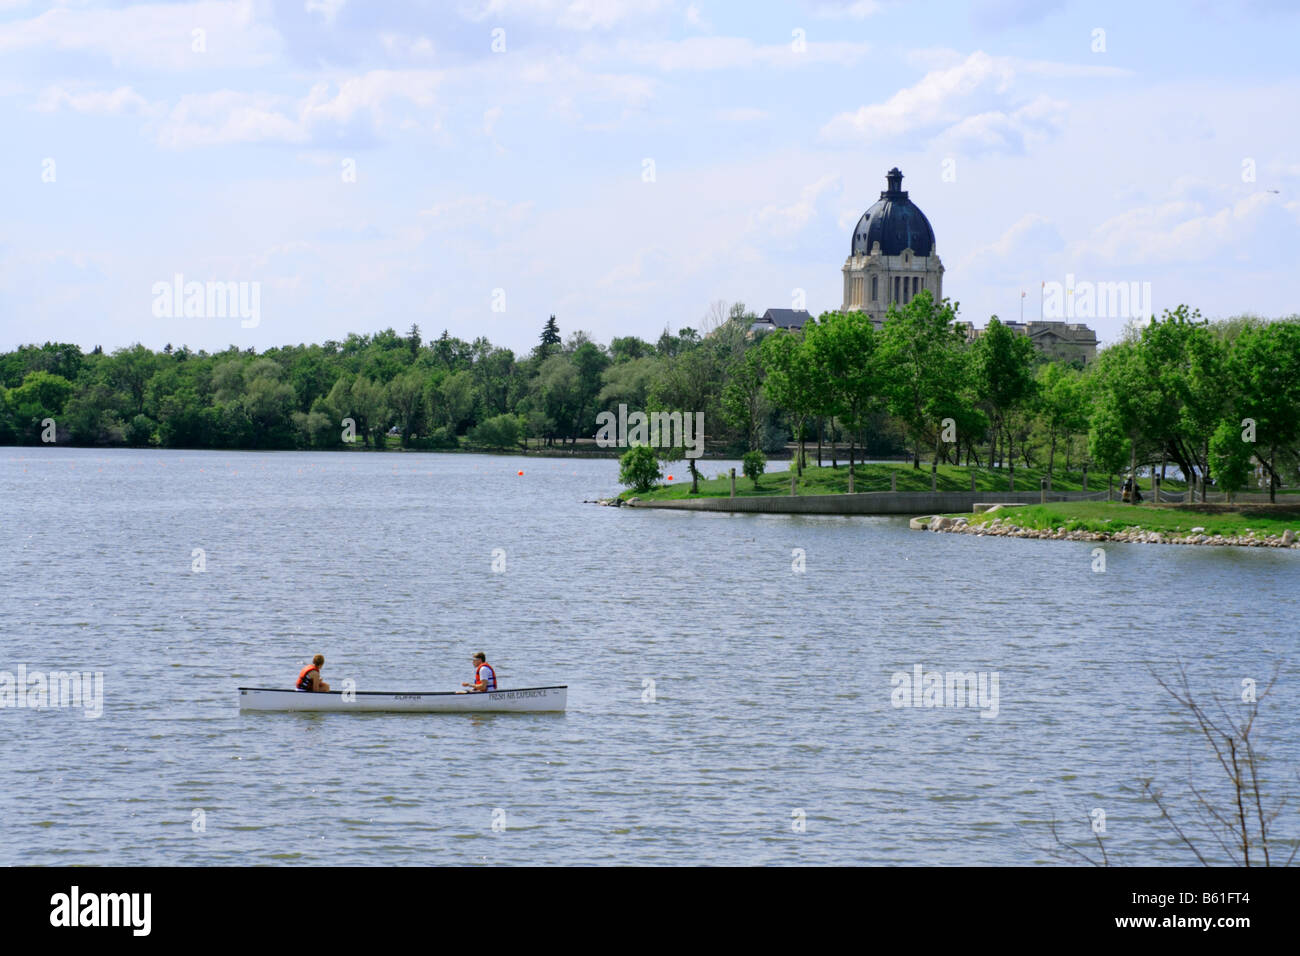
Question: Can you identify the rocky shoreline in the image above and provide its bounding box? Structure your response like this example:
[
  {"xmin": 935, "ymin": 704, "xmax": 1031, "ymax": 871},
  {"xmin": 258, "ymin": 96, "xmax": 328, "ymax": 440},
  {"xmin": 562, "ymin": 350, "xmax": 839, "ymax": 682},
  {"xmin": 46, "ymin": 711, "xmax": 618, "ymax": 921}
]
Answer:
[{"xmin": 913, "ymin": 513, "xmax": 1299, "ymax": 549}]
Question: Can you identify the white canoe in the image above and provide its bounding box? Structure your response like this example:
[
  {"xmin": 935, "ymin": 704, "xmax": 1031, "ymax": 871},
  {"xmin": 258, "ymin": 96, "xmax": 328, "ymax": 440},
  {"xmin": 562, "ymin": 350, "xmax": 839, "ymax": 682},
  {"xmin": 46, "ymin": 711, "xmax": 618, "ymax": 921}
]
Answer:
[{"xmin": 238, "ymin": 685, "xmax": 567, "ymax": 713}]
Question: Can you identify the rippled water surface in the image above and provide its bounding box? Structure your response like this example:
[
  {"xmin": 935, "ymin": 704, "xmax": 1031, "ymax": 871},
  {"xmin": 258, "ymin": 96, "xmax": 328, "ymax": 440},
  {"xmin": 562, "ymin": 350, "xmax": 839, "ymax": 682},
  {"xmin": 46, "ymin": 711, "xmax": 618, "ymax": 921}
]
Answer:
[{"xmin": 2, "ymin": 448, "xmax": 1296, "ymax": 865}]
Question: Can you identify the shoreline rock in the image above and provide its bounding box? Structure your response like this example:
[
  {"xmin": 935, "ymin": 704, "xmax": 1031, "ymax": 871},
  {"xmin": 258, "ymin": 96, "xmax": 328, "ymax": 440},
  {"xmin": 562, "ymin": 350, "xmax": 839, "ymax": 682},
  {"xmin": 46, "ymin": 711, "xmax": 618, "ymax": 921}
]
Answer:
[{"xmin": 912, "ymin": 516, "xmax": 1300, "ymax": 549}]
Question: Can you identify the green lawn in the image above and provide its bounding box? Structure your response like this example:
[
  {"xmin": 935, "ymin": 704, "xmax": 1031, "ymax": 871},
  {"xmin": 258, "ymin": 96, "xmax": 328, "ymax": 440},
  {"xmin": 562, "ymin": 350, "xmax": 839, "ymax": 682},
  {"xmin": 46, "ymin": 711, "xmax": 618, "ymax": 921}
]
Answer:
[
  {"xmin": 622, "ymin": 461, "xmax": 1171, "ymax": 501},
  {"xmin": 959, "ymin": 501, "xmax": 1300, "ymax": 537}
]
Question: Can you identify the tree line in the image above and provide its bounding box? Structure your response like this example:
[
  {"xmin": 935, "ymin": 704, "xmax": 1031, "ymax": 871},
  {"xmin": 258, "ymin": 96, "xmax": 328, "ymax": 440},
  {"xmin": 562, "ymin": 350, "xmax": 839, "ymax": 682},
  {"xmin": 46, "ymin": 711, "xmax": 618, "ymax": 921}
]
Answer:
[
  {"xmin": 2, "ymin": 295, "xmax": 1297, "ymax": 499},
  {"xmin": 756, "ymin": 295, "xmax": 1300, "ymax": 502}
]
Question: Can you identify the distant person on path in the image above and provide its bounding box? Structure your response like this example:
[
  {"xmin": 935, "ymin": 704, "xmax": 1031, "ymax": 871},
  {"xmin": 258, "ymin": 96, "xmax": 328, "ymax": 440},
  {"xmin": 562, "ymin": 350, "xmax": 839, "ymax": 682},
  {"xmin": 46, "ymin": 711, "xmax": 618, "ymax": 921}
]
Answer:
[
  {"xmin": 1122, "ymin": 475, "xmax": 1142, "ymax": 503},
  {"xmin": 462, "ymin": 652, "xmax": 497, "ymax": 693},
  {"xmin": 296, "ymin": 654, "xmax": 330, "ymax": 692}
]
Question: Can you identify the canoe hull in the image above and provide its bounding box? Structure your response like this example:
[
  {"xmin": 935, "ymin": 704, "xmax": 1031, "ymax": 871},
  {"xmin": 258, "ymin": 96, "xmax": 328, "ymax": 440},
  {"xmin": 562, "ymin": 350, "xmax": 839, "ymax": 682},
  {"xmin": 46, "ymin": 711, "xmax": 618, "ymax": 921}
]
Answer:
[{"xmin": 238, "ymin": 685, "xmax": 567, "ymax": 713}]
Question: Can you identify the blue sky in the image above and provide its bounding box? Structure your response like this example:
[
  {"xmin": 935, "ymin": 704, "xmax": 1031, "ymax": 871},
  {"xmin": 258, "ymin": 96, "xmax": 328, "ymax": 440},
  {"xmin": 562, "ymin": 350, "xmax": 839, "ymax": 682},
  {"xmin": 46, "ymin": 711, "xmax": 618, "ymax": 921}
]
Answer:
[{"xmin": 2, "ymin": 0, "xmax": 1298, "ymax": 355}]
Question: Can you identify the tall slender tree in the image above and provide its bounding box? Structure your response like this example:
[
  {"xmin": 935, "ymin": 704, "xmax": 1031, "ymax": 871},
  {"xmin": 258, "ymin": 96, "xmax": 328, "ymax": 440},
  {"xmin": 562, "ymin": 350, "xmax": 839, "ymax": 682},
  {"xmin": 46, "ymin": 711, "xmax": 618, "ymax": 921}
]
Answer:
[{"xmin": 804, "ymin": 310, "xmax": 880, "ymax": 482}]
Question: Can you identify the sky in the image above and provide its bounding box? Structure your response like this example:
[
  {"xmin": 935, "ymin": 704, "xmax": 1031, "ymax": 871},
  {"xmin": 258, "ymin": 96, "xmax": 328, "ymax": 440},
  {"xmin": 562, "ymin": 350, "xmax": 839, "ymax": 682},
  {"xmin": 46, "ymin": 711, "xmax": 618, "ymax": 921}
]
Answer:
[{"xmin": 2, "ymin": 0, "xmax": 1298, "ymax": 356}]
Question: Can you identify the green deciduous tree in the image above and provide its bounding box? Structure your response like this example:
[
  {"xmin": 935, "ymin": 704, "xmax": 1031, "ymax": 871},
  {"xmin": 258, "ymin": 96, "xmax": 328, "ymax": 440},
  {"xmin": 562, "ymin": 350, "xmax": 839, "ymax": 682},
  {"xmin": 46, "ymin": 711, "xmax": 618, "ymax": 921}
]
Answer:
[
  {"xmin": 1226, "ymin": 320, "xmax": 1300, "ymax": 502},
  {"xmin": 1034, "ymin": 362, "xmax": 1090, "ymax": 483},
  {"xmin": 761, "ymin": 330, "xmax": 820, "ymax": 476},
  {"xmin": 1208, "ymin": 419, "xmax": 1254, "ymax": 500},
  {"xmin": 721, "ymin": 344, "xmax": 767, "ymax": 452},
  {"xmin": 1087, "ymin": 339, "xmax": 1156, "ymax": 490},
  {"xmin": 469, "ymin": 413, "xmax": 526, "ymax": 450},
  {"xmin": 649, "ymin": 343, "xmax": 721, "ymax": 492},
  {"xmin": 881, "ymin": 291, "xmax": 972, "ymax": 480},
  {"xmin": 619, "ymin": 444, "xmax": 661, "ymax": 493},
  {"xmin": 804, "ymin": 309, "xmax": 880, "ymax": 480}
]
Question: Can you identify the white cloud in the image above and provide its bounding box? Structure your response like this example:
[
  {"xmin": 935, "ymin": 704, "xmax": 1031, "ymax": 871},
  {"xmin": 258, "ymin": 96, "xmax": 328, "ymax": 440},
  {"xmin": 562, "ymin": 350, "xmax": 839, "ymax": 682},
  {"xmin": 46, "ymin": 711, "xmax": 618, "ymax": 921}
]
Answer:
[
  {"xmin": 516, "ymin": 57, "xmax": 656, "ymax": 113},
  {"xmin": 813, "ymin": 0, "xmax": 883, "ymax": 18},
  {"xmin": 34, "ymin": 85, "xmax": 155, "ymax": 116},
  {"xmin": 419, "ymin": 195, "xmax": 534, "ymax": 234},
  {"xmin": 749, "ymin": 174, "xmax": 841, "ymax": 238},
  {"xmin": 936, "ymin": 94, "xmax": 1067, "ymax": 154},
  {"xmin": 159, "ymin": 90, "xmax": 305, "ymax": 147},
  {"xmin": 1070, "ymin": 192, "xmax": 1285, "ymax": 266},
  {"xmin": 0, "ymin": 0, "xmax": 282, "ymax": 70},
  {"xmin": 304, "ymin": 0, "xmax": 346, "ymax": 25},
  {"xmin": 821, "ymin": 51, "xmax": 1127, "ymax": 151},
  {"xmin": 904, "ymin": 47, "xmax": 970, "ymax": 71},
  {"xmin": 45, "ymin": 49, "xmax": 659, "ymax": 149},
  {"xmin": 824, "ymin": 52, "xmax": 1016, "ymax": 140},
  {"xmin": 456, "ymin": 0, "xmax": 672, "ymax": 31},
  {"xmin": 969, "ymin": 0, "xmax": 1068, "ymax": 29},
  {"xmin": 154, "ymin": 70, "xmax": 441, "ymax": 147},
  {"xmin": 956, "ymin": 213, "xmax": 1064, "ymax": 280},
  {"xmin": 591, "ymin": 35, "xmax": 871, "ymax": 71},
  {"xmin": 303, "ymin": 70, "xmax": 440, "ymax": 124},
  {"xmin": 380, "ymin": 32, "xmax": 435, "ymax": 61}
]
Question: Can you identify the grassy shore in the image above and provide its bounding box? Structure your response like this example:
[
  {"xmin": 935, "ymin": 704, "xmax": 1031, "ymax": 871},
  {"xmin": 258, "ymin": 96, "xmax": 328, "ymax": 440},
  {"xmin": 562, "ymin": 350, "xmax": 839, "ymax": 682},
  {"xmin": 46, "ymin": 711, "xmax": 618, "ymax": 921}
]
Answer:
[
  {"xmin": 953, "ymin": 501, "xmax": 1300, "ymax": 538},
  {"xmin": 621, "ymin": 461, "xmax": 1165, "ymax": 501}
]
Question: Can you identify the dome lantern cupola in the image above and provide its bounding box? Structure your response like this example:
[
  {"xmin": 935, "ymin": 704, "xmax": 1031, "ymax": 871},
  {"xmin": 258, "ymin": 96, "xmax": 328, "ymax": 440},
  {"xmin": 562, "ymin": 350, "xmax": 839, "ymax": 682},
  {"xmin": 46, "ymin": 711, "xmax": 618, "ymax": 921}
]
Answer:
[{"xmin": 883, "ymin": 166, "xmax": 905, "ymax": 198}]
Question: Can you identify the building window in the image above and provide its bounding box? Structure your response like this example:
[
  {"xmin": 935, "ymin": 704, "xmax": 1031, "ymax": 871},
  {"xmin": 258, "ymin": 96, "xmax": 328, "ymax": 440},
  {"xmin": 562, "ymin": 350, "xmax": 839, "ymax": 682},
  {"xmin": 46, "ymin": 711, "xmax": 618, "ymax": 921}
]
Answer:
[{"xmin": 871, "ymin": 276, "xmax": 878, "ymax": 301}]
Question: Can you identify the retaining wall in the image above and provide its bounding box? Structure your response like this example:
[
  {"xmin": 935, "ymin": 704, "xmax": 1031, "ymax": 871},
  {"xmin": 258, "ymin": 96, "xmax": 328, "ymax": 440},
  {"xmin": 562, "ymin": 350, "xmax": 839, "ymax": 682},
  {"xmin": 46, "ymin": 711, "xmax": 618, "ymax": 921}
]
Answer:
[{"xmin": 625, "ymin": 490, "xmax": 1100, "ymax": 516}]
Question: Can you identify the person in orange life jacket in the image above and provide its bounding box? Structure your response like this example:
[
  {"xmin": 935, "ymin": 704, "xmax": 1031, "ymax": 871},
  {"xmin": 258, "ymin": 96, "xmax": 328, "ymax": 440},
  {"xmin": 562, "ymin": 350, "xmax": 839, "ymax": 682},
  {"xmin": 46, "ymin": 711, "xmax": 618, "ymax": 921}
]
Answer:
[
  {"xmin": 461, "ymin": 652, "xmax": 496, "ymax": 693},
  {"xmin": 296, "ymin": 654, "xmax": 331, "ymax": 692}
]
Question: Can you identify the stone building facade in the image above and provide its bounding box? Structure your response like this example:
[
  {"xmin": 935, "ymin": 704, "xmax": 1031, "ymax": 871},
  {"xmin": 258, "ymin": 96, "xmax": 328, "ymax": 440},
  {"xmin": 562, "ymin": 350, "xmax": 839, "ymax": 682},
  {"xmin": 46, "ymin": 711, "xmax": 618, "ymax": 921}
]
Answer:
[{"xmin": 963, "ymin": 320, "xmax": 1099, "ymax": 365}]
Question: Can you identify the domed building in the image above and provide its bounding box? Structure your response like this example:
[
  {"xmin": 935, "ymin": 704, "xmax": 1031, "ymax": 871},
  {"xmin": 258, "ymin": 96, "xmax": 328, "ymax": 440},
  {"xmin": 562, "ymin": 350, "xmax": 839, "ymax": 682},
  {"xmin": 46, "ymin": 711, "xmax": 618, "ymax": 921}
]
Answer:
[{"xmin": 842, "ymin": 168, "xmax": 943, "ymax": 327}]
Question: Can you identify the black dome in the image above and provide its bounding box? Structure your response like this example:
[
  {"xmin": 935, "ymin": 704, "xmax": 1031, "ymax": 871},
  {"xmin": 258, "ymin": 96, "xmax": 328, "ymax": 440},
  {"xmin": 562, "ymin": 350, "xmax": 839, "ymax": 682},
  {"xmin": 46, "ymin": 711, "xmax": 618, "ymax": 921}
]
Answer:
[{"xmin": 850, "ymin": 168, "xmax": 935, "ymax": 257}]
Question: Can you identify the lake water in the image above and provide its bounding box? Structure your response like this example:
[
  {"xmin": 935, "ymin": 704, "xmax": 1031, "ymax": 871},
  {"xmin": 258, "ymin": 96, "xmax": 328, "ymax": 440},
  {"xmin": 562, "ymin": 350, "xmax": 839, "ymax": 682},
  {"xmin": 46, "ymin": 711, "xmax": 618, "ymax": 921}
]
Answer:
[{"xmin": 2, "ymin": 447, "xmax": 1296, "ymax": 865}]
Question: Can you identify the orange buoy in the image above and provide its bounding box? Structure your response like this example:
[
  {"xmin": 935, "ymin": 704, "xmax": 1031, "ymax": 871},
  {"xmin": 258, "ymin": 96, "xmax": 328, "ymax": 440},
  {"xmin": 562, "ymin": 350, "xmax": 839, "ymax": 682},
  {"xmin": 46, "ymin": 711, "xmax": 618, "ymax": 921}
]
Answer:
[
  {"xmin": 517, "ymin": 470, "xmax": 524, "ymax": 476},
  {"xmin": 667, "ymin": 475, "xmax": 674, "ymax": 480}
]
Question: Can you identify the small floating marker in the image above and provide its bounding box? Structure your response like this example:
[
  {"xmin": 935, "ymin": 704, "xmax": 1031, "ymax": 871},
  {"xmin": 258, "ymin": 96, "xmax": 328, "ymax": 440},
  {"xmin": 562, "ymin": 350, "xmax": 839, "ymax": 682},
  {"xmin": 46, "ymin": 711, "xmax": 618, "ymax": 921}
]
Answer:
[
  {"xmin": 517, "ymin": 470, "xmax": 524, "ymax": 476},
  {"xmin": 667, "ymin": 475, "xmax": 674, "ymax": 480}
]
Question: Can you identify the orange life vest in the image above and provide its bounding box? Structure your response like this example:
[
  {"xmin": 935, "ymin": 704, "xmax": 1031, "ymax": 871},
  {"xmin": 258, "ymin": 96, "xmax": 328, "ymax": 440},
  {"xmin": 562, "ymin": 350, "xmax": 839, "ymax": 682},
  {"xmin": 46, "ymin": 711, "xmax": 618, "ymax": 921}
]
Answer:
[
  {"xmin": 297, "ymin": 663, "xmax": 320, "ymax": 691},
  {"xmin": 475, "ymin": 663, "xmax": 497, "ymax": 691}
]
